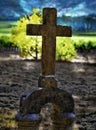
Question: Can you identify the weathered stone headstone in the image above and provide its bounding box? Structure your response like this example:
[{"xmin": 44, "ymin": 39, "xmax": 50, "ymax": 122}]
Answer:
[{"xmin": 16, "ymin": 8, "xmax": 75, "ymax": 130}]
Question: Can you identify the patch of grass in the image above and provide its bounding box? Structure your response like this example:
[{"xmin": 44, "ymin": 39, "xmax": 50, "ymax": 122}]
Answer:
[
  {"xmin": 0, "ymin": 21, "xmax": 17, "ymax": 27},
  {"xmin": 0, "ymin": 28, "xmax": 11, "ymax": 34},
  {"xmin": 72, "ymin": 36, "xmax": 96, "ymax": 42},
  {"xmin": 0, "ymin": 21, "xmax": 17, "ymax": 36},
  {"xmin": 73, "ymin": 32, "xmax": 96, "ymax": 37}
]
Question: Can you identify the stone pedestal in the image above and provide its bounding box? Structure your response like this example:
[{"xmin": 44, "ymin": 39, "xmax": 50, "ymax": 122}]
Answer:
[{"xmin": 16, "ymin": 86, "xmax": 75, "ymax": 130}]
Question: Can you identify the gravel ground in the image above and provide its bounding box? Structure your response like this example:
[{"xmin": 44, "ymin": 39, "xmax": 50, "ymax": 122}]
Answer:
[{"xmin": 0, "ymin": 55, "xmax": 96, "ymax": 130}]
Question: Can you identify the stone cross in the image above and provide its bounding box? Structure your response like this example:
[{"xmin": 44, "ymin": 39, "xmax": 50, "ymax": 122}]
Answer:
[
  {"xmin": 16, "ymin": 8, "xmax": 75, "ymax": 130},
  {"xmin": 27, "ymin": 8, "xmax": 72, "ymax": 76}
]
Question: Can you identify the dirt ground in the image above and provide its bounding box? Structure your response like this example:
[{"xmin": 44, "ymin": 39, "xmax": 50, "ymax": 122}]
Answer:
[{"xmin": 0, "ymin": 55, "xmax": 96, "ymax": 130}]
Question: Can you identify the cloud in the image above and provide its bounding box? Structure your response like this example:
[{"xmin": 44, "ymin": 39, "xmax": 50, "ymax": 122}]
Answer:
[
  {"xmin": 67, "ymin": 2, "xmax": 87, "ymax": 17},
  {"xmin": 6, "ymin": 0, "xmax": 96, "ymax": 17}
]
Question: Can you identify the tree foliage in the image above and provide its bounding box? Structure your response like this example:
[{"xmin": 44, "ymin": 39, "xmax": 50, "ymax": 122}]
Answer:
[
  {"xmin": 56, "ymin": 37, "xmax": 76, "ymax": 60},
  {"xmin": 11, "ymin": 8, "xmax": 42, "ymax": 57}
]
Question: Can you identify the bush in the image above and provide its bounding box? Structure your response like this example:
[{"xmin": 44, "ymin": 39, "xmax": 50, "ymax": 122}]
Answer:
[
  {"xmin": 74, "ymin": 39, "xmax": 96, "ymax": 51},
  {"xmin": 11, "ymin": 8, "xmax": 42, "ymax": 57},
  {"xmin": 0, "ymin": 36, "xmax": 13, "ymax": 47},
  {"xmin": 56, "ymin": 38, "xmax": 76, "ymax": 60}
]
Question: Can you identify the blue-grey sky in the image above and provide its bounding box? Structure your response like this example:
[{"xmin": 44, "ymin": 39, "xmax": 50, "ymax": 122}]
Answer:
[
  {"xmin": 0, "ymin": 0, "xmax": 96, "ymax": 19},
  {"xmin": 19, "ymin": 0, "xmax": 96, "ymax": 17}
]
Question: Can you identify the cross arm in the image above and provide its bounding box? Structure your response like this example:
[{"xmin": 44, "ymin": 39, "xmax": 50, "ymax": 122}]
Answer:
[
  {"xmin": 56, "ymin": 25, "xmax": 72, "ymax": 37},
  {"xmin": 27, "ymin": 24, "xmax": 43, "ymax": 36}
]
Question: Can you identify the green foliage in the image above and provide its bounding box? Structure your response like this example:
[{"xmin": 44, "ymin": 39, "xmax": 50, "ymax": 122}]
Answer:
[
  {"xmin": 11, "ymin": 8, "xmax": 42, "ymax": 57},
  {"xmin": 0, "ymin": 36, "xmax": 13, "ymax": 47},
  {"xmin": 73, "ymin": 38, "xmax": 96, "ymax": 50},
  {"xmin": 56, "ymin": 37, "xmax": 76, "ymax": 60},
  {"xmin": 72, "ymin": 32, "xmax": 96, "ymax": 51}
]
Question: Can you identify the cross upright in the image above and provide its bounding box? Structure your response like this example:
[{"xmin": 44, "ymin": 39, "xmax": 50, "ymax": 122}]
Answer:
[
  {"xmin": 27, "ymin": 7, "xmax": 72, "ymax": 79},
  {"xmin": 16, "ymin": 9, "xmax": 74, "ymax": 129}
]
